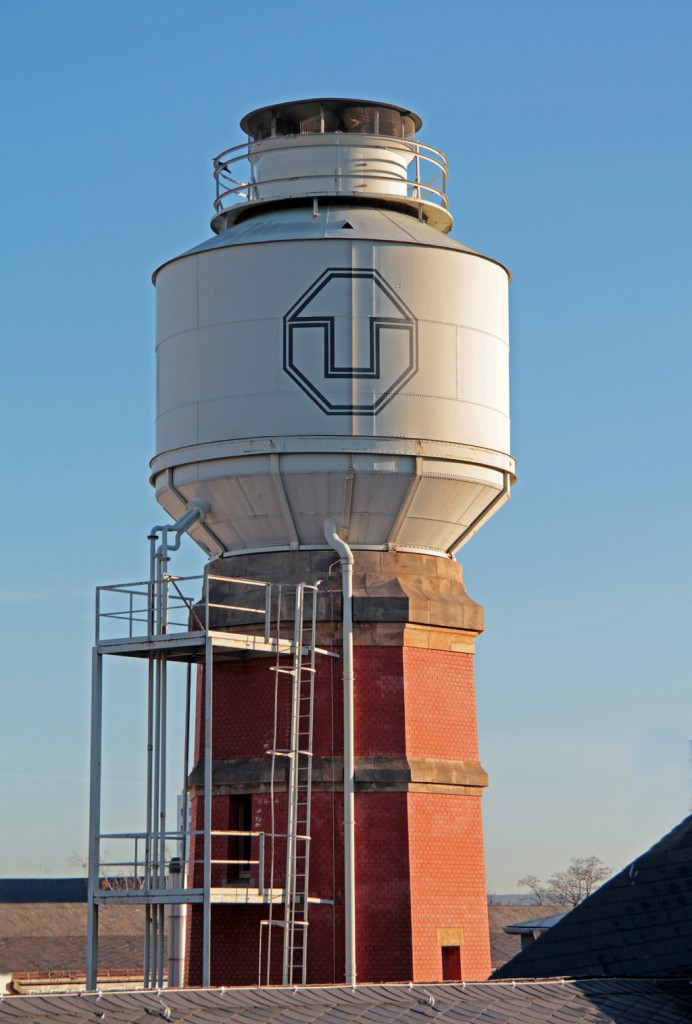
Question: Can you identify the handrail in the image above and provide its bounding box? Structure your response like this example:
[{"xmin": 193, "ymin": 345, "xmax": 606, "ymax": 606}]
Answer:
[
  {"xmin": 95, "ymin": 573, "xmax": 321, "ymax": 646},
  {"xmin": 95, "ymin": 829, "xmax": 267, "ymax": 894},
  {"xmin": 212, "ymin": 134, "xmax": 449, "ymax": 215}
]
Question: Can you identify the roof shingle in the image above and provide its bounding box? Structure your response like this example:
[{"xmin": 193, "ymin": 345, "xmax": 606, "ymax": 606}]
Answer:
[
  {"xmin": 492, "ymin": 814, "xmax": 692, "ymax": 980},
  {"xmin": 1, "ymin": 981, "xmax": 691, "ymax": 1024}
]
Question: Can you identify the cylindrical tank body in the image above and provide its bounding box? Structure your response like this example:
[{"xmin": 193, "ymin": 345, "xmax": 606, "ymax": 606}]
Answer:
[{"xmin": 151, "ymin": 99, "xmax": 515, "ymax": 558}]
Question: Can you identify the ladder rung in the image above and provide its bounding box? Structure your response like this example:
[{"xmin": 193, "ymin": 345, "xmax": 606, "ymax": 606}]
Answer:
[{"xmin": 270, "ymin": 666, "xmax": 316, "ymax": 675}]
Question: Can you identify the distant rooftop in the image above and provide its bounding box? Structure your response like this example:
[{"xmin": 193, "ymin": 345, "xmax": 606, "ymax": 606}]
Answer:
[
  {"xmin": 0, "ymin": 879, "xmax": 87, "ymax": 903},
  {"xmin": 503, "ymin": 911, "xmax": 567, "ymax": 935},
  {"xmin": 488, "ymin": 904, "xmax": 563, "ymax": 967}
]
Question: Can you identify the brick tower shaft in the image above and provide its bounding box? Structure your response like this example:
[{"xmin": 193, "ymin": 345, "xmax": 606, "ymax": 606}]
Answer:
[{"xmin": 186, "ymin": 551, "xmax": 491, "ymax": 985}]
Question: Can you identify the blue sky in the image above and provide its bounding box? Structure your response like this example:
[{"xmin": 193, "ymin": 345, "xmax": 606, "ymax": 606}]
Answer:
[{"xmin": 0, "ymin": 0, "xmax": 690, "ymax": 891}]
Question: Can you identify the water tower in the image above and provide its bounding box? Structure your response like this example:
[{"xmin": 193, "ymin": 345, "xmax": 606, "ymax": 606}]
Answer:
[{"xmin": 86, "ymin": 97, "xmax": 515, "ymax": 992}]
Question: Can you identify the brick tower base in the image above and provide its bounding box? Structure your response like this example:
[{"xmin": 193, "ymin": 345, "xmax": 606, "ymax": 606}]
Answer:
[{"xmin": 185, "ymin": 551, "xmax": 491, "ymax": 985}]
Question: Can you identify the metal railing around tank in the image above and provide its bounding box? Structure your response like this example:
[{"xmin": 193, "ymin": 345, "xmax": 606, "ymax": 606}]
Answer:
[{"xmin": 212, "ymin": 134, "xmax": 449, "ymax": 214}]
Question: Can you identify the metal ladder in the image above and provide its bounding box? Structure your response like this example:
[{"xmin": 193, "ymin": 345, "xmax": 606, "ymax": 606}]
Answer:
[{"xmin": 277, "ymin": 583, "xmax": 317, "ymax": 985}]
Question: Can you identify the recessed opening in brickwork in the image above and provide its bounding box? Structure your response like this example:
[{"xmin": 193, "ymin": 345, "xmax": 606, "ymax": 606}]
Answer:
[{"xmin": 442, "ymin": 945, "xmax": 462, "ymax": 981}]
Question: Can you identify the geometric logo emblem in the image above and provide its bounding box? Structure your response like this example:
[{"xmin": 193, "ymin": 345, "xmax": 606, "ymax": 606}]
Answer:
[{"xmin": 283, "ymin": 267, "xmax": 418, "ymax": 415}]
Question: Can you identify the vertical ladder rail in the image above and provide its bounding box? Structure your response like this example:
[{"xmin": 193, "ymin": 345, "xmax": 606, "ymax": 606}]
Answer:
[
  {"xmin": 282, "ymin": 584, "xmax": 304, "ymax": 983},
  {"xmin": 282, "ymin": 584, "xmax": 318, "ymax": 985},
  {"xmin": 295, "ymin": 587, "xmax": 317, "ymax": 982}
]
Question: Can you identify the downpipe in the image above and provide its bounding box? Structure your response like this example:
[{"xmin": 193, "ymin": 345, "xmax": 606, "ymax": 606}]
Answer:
[
  {"xmin": 167, "ymin": 856, "xmax": 184, "ymax": 988},
  {"xmin": 323, "ymin": 518, "xmax": 356, "ymax": 987},
  {"xmin": 148, "ymin": 501, "xmax": 210, "ymax": 634}
]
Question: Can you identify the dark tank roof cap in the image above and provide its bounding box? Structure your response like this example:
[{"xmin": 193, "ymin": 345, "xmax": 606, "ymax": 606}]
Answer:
[{"xmin": 240, "ymin": 98, "xmax": 422, "ymax": 141}]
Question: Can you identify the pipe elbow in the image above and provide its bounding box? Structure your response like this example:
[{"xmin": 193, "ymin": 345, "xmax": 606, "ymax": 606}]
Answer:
[
  {"xmin": 171, "ymin": 500, "xmax": 210, "ymax": 537},
  {"xmin": 324, "ymin": 518, "xmax": 353, "ymax": 564}
]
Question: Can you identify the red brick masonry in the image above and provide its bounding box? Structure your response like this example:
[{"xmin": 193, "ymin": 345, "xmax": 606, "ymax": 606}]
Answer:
[
  {"xmin": 186, "ymin": 636, "xmax": 491, "ymax": 985},
  {"xmin": 186, "ymin": 638, "xmax": 491, "ymax": 983}
]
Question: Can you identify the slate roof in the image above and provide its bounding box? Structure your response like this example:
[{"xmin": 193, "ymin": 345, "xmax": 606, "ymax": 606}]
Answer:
[
  {"xmin": 0, "ymin": 882, "xmax": 87, "ymax": 905},
  {"xmin": 0, "ymin": 936, "xmax": 142, "ymax": 977},
  {"xmin": 0, "ymin": 906, "xmax": 143, "ymax": 939},
  {"xmin": 1, "ymin": 979, "xmax": 692, "ymax": 1024},
  {"xmin": 493, "ymin": 814, "xmax": 692, "ymax": 980},
  {"xmin": 0, "ymin": 906, "xmax": 145, "ymax": 976},
  {"xmin": 487, "ymin": 906, "xmax": 563, "ymax": 965},
  {"xmin": 503, "ymin": 912, "xmax": 567, "ymax": 935}
]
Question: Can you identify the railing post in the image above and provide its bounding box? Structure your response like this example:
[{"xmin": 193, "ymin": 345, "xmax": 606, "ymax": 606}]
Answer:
[
  {"xmin": 264, "ymin": 584, "xmax": 271, "ymax": 644},
  {"xmin": 205, "ymin": 574, "xmax": 210, "ymax": 633},
  {"xmin": 258, "ymin": 833, "xmax": 265, "ymax": 895}
]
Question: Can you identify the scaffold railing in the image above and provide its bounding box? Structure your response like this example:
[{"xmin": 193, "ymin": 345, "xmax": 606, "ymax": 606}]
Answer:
[
  {"xmin": 93, "ymin": 829, "xmax": 267, "ymax": 896},
  {"xmin": 95, "ymin": 573, "xmax": 278, "ymax": 645},
  {"xmin": 87, "ymin": 551, "xmax": 329, "ymax": 993}
]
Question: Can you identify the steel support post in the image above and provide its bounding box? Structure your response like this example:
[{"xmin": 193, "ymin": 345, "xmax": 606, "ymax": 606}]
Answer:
[
  {"xmin": 151, "ymin": 654, "xmax": 162, "ymax": 983},
  {"xmin": 157, "ymin": 904, "xmax": 165, "ymax": 988},
  {"xmin": 144, "ymin": 655, "xmax": 154, "ymax": 987},
  {"xmin": 202, "ymin": 633, "xmax": 213, "ymax": 988},
  {"xmin": 182, "ymin": 662, "xmax": 191, "ymax": 871},
  {"xmin": 144, "ymin": 906, "xmax": 152, "ymax": 989},
  {"xmin": 86, "ymin": 648, "xmax": 103, "ymax": 991},
  {"xmin": 158, "ymin": 657, "xmax": 168, "ymax": 988}
]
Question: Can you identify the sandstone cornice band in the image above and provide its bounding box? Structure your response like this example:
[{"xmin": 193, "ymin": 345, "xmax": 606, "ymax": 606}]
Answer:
[
  {"xmin": 205, "ymin": 549, "xmax": 484, "ymax": 635},
  {"xmin": 188, "ymin": 755, "xmax": 488, "ymax": 796}
]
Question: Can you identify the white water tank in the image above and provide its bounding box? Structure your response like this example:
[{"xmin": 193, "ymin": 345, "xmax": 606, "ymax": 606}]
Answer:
[{"xmin": 151, "ymin": 98, "xmax": 516, "ymax": 558}]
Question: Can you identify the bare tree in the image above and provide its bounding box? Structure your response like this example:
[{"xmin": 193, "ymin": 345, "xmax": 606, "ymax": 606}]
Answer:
[
  {"xmin": 69, "ymin": 851, "xmax": 88, "ymax": 875},
  {"xmin": 516, "ymin": 873, "xmax": 549, "ymax": 905},
  {"xmin": 518, "ymin": 856, "xmax": 611, "ymax": 907},
  {"xmin": 69, "ymin": 847, "xmax": 166, "ymax": 891}
]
